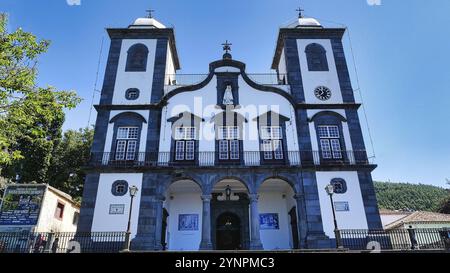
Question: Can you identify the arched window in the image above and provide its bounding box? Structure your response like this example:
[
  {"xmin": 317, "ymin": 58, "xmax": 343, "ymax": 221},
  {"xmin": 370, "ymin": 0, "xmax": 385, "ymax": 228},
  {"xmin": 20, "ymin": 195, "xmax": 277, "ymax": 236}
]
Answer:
[
  {"xmin": 305, "ymin": 43, "xmax": 329, "ymax": 71},
  {"xmin": 125, "ymin": 44, "xmax": 149, "ymax": 72}
]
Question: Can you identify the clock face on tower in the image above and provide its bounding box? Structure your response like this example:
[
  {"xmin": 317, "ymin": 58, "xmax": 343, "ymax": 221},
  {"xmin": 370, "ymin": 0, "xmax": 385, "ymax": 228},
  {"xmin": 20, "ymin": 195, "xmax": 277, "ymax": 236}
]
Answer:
[{"xmin": 314, "ymin": 86, "xmax": 332, "ymax": 101}]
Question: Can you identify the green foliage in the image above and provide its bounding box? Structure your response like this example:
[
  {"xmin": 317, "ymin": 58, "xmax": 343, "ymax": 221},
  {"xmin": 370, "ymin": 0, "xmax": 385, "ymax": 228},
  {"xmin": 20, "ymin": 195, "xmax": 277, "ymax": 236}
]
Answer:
[
  {"xmin": 0, "ymin": 13, "xmax": 81, "ymax": 170},
  {"xmin": 47, "ymin": 127, "xmax": 94, "ymax": 200},
  {"xmin": 439, "ymin": 197, "xmax": 450, "ymax": 214},
  {"xmin": 374, "ymin": 181, "xmax": 450, "ymax": 212}
]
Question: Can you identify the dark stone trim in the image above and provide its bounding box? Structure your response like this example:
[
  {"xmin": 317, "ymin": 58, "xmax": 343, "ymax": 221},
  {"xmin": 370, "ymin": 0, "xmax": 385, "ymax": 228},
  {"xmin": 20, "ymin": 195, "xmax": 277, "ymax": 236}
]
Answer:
[
  {"xmin": 272, "ymin": 28, "xmax": 346, "ymax": 69},
  {"xmin": 308, "ymin": 111, "xmax": 347, "ymax": 123},
  {"xmin": 94, "ymin": 104, "xmax": 163, "ymax": 111},
  {"xmin": 283, "ymin": 38, "xmax": 305, "ymax": 102},
  {"xmin": 109, "ymin": 111, "xmax": 148, "ymax": 124},
  {"xmin": 162, "ymin": 58, "xmax": 297, "ymax": 107},
  {"xmin": 99, "ymin": 39, "xmax": 122, "ymax": 105},
  {"xmin": 84, "ymin": 164, "xmax": 378, "ymax": 173},
  {"xmin": 167, "ymin": 111, "xmax": 205, "ymax": 123},
  {"xmin": 107, "ymin": 28, "xmax": 180, "ymax": 70},
  {"xmin": 150, "ymin": 39, "xmax": 169, "ymax": 103},
  {"xmin": 145, "ymin": 109, "xmax": 162, "ymax": 154},
  {"xmin": 331, "ymin": 38, "xmax": 355, "ymax": 103},
  {"xmin": 91, "ymin": 109, "xmax": 111, "ymax": 154},
  {"xmin": 357, "ymin": 171, "xmax": 383, "ymax": 229},
  {"xmin": 77, "ymin": 173, "xmax": 100, "ymax": 232},
  {"xmin": 295, "ymin": 103, "xmax": 361, "ymax": 110}
]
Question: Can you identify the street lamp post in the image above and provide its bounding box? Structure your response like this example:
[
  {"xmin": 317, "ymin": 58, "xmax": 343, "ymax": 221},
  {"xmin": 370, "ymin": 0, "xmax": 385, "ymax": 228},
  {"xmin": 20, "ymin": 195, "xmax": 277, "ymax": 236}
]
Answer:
[
  {"xmin": 325, "ymin": 184, "xmax": 343, "ymax": 249},
  {"xmin": 123, "ymin": 185, "xmax": 139, "ymax": 252}
]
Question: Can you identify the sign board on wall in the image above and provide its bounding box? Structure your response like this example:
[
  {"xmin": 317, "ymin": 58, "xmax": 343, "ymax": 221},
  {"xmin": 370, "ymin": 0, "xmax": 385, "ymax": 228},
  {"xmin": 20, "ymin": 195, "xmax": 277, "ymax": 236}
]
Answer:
[
  {"xmin": 334, "ymin": 201, "xmax": 350, "ymax": 212},
  {"xmin": 0, "ymin": 185, "xmax": 46, "ymax": 226}
]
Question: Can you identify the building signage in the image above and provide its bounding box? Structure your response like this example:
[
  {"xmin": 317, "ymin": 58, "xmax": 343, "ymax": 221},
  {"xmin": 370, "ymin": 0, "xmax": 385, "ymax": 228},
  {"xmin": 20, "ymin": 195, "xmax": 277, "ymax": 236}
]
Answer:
[
  {"xmin": 334, "ymin": 201, "xmax": 350, "ymax": 212},
  {"xmin": 109, "ymin": 204, "xmax": 125, "ymax": 215},
  {"xmin": 0, "ymin": 185, "xmax": 46, "ymax": 226}
]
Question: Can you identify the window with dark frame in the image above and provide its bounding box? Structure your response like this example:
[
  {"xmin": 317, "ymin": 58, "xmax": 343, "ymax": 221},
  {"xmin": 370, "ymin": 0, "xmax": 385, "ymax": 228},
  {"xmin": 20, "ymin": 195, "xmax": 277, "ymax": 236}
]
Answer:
[
  {"xmin": 260, "ymin": 126, "xmax": 284, "ymax": 160},
  {"xmin": 218, "ymin": 126, "xmax": 239, "ymax": 160},
  {"xmin": 331, "ymin": 178, "xmax": 347, "ymax": 194},
  {"xmin": 317, "ymin": 125, "xmax": 342, "ymax": 159},
  {"xmin": 55, "ymin": 202, "xmax": 65, "ymax": 220},
  {"xmin": 125, "ymin": 44, "xmax": 149, "ymax": 72},
  {"xmin": 174, "ymin": 127, "xmax": 196, "ymax": 161},
  {"xmin": 125, "ymin": 88, "xmax": 140, "ymax": 100},
  {"xmin": 115, "ymin": 127, "xmax": 139, "ymax": 160},
  {"xmin": 305, "ymin": 43, "xmax": 329, "ymax": 72}
]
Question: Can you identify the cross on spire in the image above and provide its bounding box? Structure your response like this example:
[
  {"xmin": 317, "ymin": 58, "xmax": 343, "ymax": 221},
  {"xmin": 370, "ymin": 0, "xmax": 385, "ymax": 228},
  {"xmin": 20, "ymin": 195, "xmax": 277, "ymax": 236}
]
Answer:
[
  {"xmin": 146, "ymin": 8, "xmax": 155, "ymax": 18},
  {"xmin": 222, "ymin": 40, "xmax": 232, "ymax": 54},
  {"xmin": 296, "ymin": 7, "xmax": 304, "ymax": 18}
]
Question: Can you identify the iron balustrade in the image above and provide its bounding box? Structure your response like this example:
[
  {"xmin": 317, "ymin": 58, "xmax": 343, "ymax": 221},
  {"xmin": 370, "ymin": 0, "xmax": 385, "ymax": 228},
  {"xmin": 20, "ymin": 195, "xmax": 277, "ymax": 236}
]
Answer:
[
  {"xmin": 340, "ymin": 229, "xmax": 450, "ymax": 251},
  {"xmin": 89, "ymin": 150, "xmax": 370, "ymax": 168},
  {"xmin": 0, "ymin": 232, "xmax": 126, "ymax": 253},
  {"xmin": 164, "ymin": 73, "xmax": 289, "ymax": 86},
  {"xmin": 0, "ymin": 229, "xmax": 448, "ymax": 253}
]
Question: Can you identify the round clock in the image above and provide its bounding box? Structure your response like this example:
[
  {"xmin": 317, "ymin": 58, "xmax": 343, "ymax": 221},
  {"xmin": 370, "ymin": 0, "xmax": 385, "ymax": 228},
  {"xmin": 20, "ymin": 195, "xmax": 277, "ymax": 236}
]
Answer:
[{"xmin": 314, "ymin": 86, "xmax": 332, "ymax": 101}]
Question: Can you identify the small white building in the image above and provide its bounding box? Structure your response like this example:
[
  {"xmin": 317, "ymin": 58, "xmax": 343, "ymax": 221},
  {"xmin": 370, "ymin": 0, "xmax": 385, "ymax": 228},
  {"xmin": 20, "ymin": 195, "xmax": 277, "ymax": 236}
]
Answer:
[{"xmin": 0, "ymin": 184, "xmax": 80, "ymax": 233}]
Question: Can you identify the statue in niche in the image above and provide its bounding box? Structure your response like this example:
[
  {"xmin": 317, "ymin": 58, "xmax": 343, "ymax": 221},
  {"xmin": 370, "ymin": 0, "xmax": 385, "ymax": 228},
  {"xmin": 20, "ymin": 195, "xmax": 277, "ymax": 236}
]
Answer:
[{"xmin": 223, "ymin": 85, "xmax": 234, "ymax": 105}]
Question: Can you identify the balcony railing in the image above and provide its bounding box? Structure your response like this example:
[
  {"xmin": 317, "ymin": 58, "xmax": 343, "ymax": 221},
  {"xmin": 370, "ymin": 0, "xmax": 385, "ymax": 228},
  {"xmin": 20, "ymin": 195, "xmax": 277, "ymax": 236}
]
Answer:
[
  {"xmin": 1, "ymin": 229, "xmax": 448, "ymax": 253},
  {"xmin": 164, "ymin": 73, "xmax": 289, "ymax": 86},
  {"xmin": 341, "ymin": 229, "xmax": 450, "ymax": 251},
  {"xmin": 89, "ymin": 150, "xmax": 370, "ymax": 168},
  {"xmin": 0, "ymin": 232, "xmax": 126, "ymax": 253}
]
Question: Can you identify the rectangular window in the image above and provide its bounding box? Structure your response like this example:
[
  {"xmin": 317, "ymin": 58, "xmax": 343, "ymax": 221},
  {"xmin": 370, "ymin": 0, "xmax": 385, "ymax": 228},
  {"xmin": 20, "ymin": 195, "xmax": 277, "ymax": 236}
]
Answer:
[
  {"xmin": 185, "ymin": 141, "xmax": 195, "ymax": 160},
  {"xmin": 218, "ymin": 126, "xmax": 240, "ymax": 160},
  {"xmin": 175, "ymin": 141, "xmax": 185, "ymax": 160},
  {"xmin": 219, "ymin": 140, "xmax": 229, "ymax": 160},
  {"xmin": 174, "ymin": 127, "xmax": 196, "ymax": 161},
  {"xmin": 175, "ymin": 127, "xmax": 196, "ymax": 140},
  {"xmin": 55, "ymin": 202, "xmax": 65, "ymax": 220},
  {"xmin": 260, "ymin": 126, "xmax": 284, "ymax": 160},
  {"xmin": 115, "ymin": 127, "xmax": 139, "ymax": 160},
  {"xmin": 318, "ymin": 125, "xmax": 342, "ymax": 159}
]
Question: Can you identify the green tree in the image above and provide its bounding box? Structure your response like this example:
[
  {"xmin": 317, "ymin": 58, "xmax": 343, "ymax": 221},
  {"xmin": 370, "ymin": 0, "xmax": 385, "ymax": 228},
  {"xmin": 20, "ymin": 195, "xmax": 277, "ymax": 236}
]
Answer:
[
  {"xmin": 438, "ymin": 179, "xmax": 450, "ymax": 214},
  {"xmin": 0, "ymin": 14, "xmax": 81, "ymax": 179},
  {"xmin": 47, "ymin": 127, "xmax": 94, "ymax": 200},
  {"xmin": 374, "ymin": 181, "xmax": 449, "ymax": 212}
]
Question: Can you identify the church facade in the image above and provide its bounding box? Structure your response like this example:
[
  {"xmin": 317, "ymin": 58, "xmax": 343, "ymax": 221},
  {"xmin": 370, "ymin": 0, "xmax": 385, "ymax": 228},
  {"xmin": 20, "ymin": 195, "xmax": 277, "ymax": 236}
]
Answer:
[{"xmin": 77, "ymin": 12, "xmax": 382, "ymax": 251}]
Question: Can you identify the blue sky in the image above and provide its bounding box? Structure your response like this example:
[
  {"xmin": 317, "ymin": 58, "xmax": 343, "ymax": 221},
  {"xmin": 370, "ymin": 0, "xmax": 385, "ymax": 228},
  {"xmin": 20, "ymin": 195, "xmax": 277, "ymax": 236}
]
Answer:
[{"xmin": 1, "ymin": 0, "xmax": 449, "ymax": 188}]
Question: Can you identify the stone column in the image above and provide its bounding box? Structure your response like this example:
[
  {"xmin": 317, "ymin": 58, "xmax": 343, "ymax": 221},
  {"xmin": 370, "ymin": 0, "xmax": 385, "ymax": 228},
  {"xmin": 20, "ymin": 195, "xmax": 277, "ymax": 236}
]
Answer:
[
  {"xmin": 249, "ymin": 194, "xmax": 263, "ymax": 250},
  {"xmin": 294, "ymin": 193, "xmax": 308, "ymax": 249},
  {"xmin": 153, "ymin": 195, "xmax": 165, "ymax": 251},
  {"xmin": 199, "ymin": 195, "xmax": 213, "ymax": 250}
]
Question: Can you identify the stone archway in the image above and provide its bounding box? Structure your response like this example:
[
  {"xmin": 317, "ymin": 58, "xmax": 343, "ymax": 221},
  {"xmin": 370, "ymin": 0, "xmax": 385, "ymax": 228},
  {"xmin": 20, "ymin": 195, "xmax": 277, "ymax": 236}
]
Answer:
[
  {"xmin": 163, "ymin": 179, "xmax": 203, "ymax": 251},
  {"xmin": 211, "ymin": 179, "xmax": 250, "ymax": 250},
  {"xmin": 257, "ymin": 178, "xmax": 298, "ymax": 250}
]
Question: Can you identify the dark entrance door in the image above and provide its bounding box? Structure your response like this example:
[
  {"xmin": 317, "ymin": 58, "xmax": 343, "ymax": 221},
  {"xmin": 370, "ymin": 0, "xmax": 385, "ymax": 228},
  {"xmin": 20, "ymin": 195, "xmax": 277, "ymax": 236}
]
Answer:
[
  {"xmin": 289, "ymin": 207, "xmax": 299, "ymax": 249},
  {"xmin": 216, "ymin": 212, "xmax": 242, "ymax": 250}
]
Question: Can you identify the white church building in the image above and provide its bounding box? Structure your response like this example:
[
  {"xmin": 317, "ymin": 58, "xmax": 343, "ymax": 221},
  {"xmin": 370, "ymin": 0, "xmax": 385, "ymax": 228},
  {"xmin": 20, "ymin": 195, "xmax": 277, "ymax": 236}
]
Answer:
[{"xmin": 77, "ymin": 11, "xmax": 382, "ymax": 251}]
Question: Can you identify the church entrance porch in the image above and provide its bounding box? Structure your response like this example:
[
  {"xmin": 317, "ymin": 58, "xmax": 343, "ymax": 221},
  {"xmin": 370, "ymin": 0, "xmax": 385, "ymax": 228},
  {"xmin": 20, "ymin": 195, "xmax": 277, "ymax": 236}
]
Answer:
[
  {"xmin": 211, "ymin": 179, "xmax": 250, "ymax": 250},
  {"xmin": 216, "ymin": 212, "xmax": 242, "ymax": 250}
]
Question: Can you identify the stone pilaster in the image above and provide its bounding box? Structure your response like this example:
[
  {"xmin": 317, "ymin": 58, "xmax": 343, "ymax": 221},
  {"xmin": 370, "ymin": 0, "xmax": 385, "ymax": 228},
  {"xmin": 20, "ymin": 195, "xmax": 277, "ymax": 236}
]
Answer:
[
  {"xmin": 199, "ymin": 195, "xmax": 213, "ymax": 250},
  {"xmin": 249, "ymin": 194, "xmax": 263, "ymax": 250}
]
